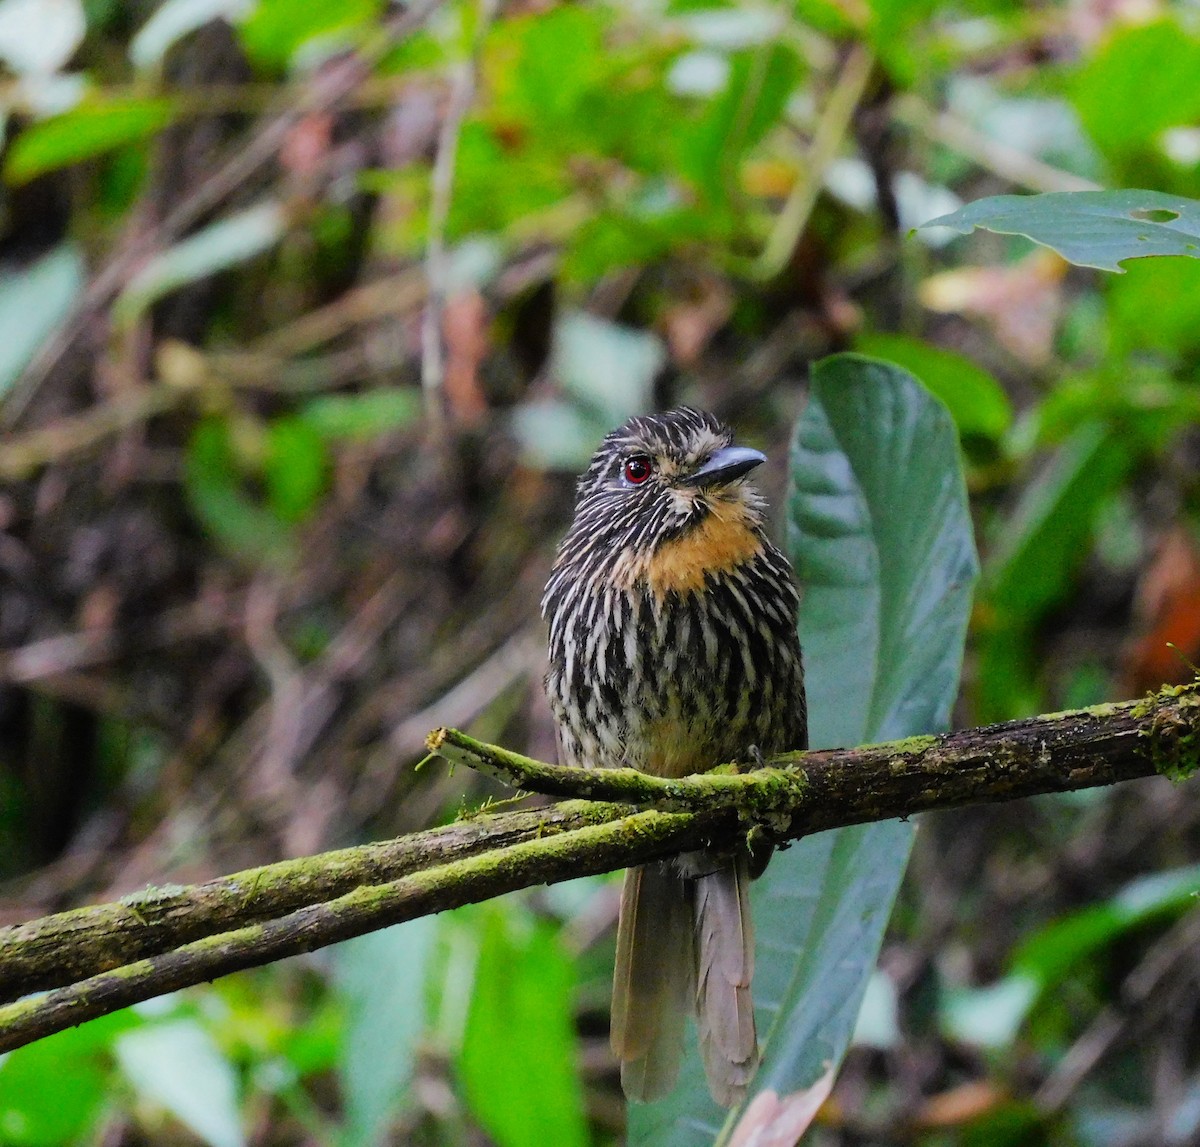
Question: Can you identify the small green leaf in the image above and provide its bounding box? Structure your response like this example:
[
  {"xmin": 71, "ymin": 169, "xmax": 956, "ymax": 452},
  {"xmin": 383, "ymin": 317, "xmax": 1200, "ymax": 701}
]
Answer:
[
  {"xmin": 115, "ymin": 199, "xmax": 286, "ymax": 324},
  {"xmin": 945, "ymin": 864, "xmax": 1200, "ymax": 1048},
  {"xmin": 854, "ymin": 332, "xmax": 1012, "ymax": 442},
  {"xmin": 511, "ymin": 400, "xmax": 611, "ymax": 472},
  {"xmin": 976, "ymin": 421, "xmax": 1132, "ymax": 722},
  {"xmin": 923, "ymin": 190, "xmax": 1200, "ymax": 272},
  {"xmin": 184, "ymin": 418, "xmax": 296, "ymax": 566},
  {"xmin": 551, "ymin": 311, "xmax": 664, "ymax": 424},
  {"xmin": 299, "ymin": 389, "xmax": 421, "ymax": 441},
  {"xmin": 1106, "ymin": 255, "xmax": 1200, "ymax": 361},
  {"xmin": 677, "ymin": 43, "xmax": 800, "ymax": 208},
  {"xmin": 460, "ymin": 907, "xmax": 587, "ymax": 1147},
  {"xmin": 334, "ymin": 919, "xmax": 436, "ymax": 1147},
  {"xmin": 985, "ymin": 422, "xmax": 1131, "ymax": 618},
  {"xmin": 0, "ymin": 0, "xmax": 85, "ymax": 75},
  {"xmin": 236, "ymin": 0, "xmax": 381, "ymax": 70},
  {"xmin": 130, "ymin": 0, "xmax": 254, "ymax": 70},
  {"xmin": 1014, "ymin": 863, "xmax": 1200, "ymax": 987},
  {"xmin": 263, "ymin": 416, "xmax": 327, "ymax": 524},
  {"xmin": 115, "ymin": 1020, "xmax": 245, "ymax": 1147},
  {"xmin": 632, "ymin": 355, "xmax": 978, "ymax": 1145},
  {"xmin": 5, "ymin": 98, "xmax": 178, "ymax": 184}
]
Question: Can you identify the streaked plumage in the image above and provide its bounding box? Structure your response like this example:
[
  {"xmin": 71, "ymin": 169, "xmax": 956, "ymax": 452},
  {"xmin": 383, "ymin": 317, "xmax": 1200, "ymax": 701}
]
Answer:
[{"xmin": 542, "ymin": 407, "xmax": 807, "ymax": 1106}]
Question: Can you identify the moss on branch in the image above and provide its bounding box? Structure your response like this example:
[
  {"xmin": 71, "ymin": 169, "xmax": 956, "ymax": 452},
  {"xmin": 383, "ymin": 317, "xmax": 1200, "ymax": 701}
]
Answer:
[{"xmin": 1, "ymin": 683, "xmax": 1196, "ymax": 1055}]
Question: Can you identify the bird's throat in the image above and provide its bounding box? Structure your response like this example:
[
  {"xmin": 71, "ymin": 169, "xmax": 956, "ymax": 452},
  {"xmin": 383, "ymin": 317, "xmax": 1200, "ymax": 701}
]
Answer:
[{"xmin": 636, "ymin": 505, "xmax": 762, "ymax": 598}]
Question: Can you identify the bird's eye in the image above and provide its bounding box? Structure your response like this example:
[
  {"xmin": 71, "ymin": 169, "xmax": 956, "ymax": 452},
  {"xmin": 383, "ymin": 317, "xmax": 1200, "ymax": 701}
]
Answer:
[{"xmin": 623, "ymin": 456, "xmax": 653, "ymax": 484}]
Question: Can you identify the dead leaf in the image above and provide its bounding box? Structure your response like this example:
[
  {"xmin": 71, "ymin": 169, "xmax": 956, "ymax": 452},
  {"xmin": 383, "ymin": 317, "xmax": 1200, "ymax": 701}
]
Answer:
[
  {"xmin": 728, "ymin": 1066, "xmax": 836, "ymax": 1147},
  {"xmin": 911, "ymin": 1080, "xmax": 1008, "ymax": 1129},
  {"xmin": 662, "ymin": 275, "xmax": 734, "ymax": 366},
  {"xmin": 1125, "ymin": 526, "xmax": 1200, "ymax": 692},
  {"xmin": 920, "ymin": 249, "xmax": 1066, "ymax": 367},
  {"xmin": 442, "ymin": 289, "xmax": 490, "ymax": 424}
]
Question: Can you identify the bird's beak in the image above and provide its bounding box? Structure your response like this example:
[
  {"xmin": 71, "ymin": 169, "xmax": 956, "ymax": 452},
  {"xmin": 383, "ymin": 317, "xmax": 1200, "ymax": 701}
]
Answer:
[{"xmin": 680, "ymin": 445, "xmax": 767, "ymax": 489}]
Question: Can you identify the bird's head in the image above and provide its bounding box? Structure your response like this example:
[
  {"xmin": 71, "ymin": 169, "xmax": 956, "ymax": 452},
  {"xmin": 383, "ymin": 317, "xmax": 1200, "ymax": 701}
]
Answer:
[{"xmin": 554, "ymin": 407, "xmax": 770, "ymax": 597}]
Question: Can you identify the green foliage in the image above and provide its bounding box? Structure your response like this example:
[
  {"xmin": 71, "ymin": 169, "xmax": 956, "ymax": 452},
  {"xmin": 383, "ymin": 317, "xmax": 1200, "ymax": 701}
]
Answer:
[
  {"xmin": 237, "ymin": 0, "xmax": 383, "ymax": 70},
  {"xmin": 115, "ymin": 200, "xmax": 288, "ymax": 325},
  {"xmin": 977, "ymin": 423, "xmax": 1132, "ymax": 721},
  {"xmin": 0, "ymin": 1013, "xmax": 140, "ymax": 1145},
  {"xmin": 114, "ymin": 1021, "xmax": 245, "ymax": 1147},
  {"xmin": 333, "ymin": 920, "xmax": 436, "ymax": 1147},
  {"xmin": 945, "ymin": 864, "xmax": 1200, "ymax": 1049},
  {"xmin": 5, "ymin": 99, "xmax": 178, "ymax": 184},
  {"xmin": 7, "ymin": 1, "xmax": 1200, "ymax": 1144},
  {"xmin": 298, "ymin": 390, "xmax": 421, "ymax": 440},
  {"xmin": 853, "ymin": 333, "xmax": 1012, "ymax": 443},
  {"xmin": 1069, "ymin": 19, "xmax": 1200, "ymax": 162},
  {"xmin": 184, "ymin": 417, "xmax": 299, "ymax": 566},
  {"xmin": 459, "ymin": 905, "xmax": 588, "ymax": 1147}
]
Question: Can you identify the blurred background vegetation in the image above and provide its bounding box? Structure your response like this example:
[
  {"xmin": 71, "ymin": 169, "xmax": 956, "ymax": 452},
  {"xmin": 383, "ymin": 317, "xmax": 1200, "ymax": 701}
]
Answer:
[{"xmin": 1, "ymin": 0, "xmax": 1200, "ymax": 1144}]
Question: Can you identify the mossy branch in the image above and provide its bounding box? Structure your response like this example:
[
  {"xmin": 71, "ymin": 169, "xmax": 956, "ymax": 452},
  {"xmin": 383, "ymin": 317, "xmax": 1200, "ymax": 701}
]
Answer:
[{"xmin": 1, "ymin": 684, "xmax": 1196, "ymax": 1054}]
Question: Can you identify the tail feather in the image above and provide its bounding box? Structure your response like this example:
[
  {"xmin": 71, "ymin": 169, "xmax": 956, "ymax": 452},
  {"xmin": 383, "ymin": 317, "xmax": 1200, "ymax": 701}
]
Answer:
[
  {"xmin": 611, "ymin": 864, "xmax": 695, "ymax": 1101},
  {"xmin": 695, "ymin": 855, "xmax": 759, "ymax": 1106}
]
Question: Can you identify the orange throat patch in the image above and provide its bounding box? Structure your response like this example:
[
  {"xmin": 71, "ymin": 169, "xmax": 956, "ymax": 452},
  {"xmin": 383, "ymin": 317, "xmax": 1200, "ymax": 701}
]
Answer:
[{"xmin": 637, "ymin": 503, "xmax": 762, "ymax": 597}]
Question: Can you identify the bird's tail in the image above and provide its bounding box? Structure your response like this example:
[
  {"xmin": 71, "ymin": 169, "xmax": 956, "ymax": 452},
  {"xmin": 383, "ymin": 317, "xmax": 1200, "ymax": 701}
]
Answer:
[
  {"xmin": 694, "ymin": 854, "xmax": 758, "ymax": 1106},
  {"xmin": 611, "ymin": 863, "xmax": 694, "ymax": 1101},
  {"xmin": 610, "ymin": 857, "xmax": 759, "ymax": 1106}
]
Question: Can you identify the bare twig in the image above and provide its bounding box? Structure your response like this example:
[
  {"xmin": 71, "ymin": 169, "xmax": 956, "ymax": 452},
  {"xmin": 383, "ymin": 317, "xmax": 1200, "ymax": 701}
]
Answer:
[
  {"xmin": 421, "ymin": 0, "xmax": 496, "ymax": 419},
  {"xmin": 755, "ymin": 43, "xmax": 876, "ymax": 280},
  {"xmin": 893, "ymin": 94, "xmax": 1101, "ymax": 195}
]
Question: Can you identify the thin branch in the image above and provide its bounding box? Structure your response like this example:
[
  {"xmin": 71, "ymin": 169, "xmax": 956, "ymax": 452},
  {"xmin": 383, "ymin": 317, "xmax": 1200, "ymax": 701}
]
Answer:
[
  {"xmin": 0, "ymin": 800, "xmax": 623, "ymax": 1003},
  {"xmin": 421, "ymin": 0, "xmax": 495, "ymax": 419},
  {"xmin": 1, "ymin": 685, "xmax": 1196, "ymax": 1053},
  {"xmin": 755, "ymin": 42, "xmax": 876, "ymax": 281},
  {"xmin": 427, "ymin": 726, "xmax": 808, "ymax": 810},
  {"xmin": 893, "ymin": 94, "xmax": 1101, "ymax": 195},
  {"xmin": 0, "ymin": 807, "xmax": 705, "ymax": 1054}
]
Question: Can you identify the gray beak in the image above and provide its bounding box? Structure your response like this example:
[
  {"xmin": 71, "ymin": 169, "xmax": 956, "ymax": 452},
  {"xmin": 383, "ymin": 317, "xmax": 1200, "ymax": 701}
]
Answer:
[{"xmin": 680, "ymin": 445, "xmax": 767, "ymax": 489}]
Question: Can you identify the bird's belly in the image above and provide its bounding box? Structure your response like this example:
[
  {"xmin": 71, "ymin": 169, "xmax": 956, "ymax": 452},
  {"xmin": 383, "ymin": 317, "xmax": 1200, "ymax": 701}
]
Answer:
[{"xmin": 547, "ymin": 572, "xmax": 803, "ymax": 776}]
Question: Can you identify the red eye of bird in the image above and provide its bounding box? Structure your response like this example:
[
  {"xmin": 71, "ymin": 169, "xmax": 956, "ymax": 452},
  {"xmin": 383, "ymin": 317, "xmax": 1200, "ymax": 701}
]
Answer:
[{"xmin": 624, "ymin": 456, "xmax": 653, "ymax": 484}]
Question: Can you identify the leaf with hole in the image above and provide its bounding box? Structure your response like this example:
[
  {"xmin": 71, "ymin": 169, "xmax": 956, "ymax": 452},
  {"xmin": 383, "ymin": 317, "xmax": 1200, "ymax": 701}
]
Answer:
[{"xmin": 923, "ymin": 190, "xmax": 1200, "ymax": 272}]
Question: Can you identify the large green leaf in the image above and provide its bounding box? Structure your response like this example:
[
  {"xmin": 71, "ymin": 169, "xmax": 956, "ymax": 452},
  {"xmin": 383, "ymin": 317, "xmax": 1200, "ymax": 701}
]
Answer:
[
  {"xmin": 0, "ymin": 1011, "xmax": 140, "ymax": 1146},
  {"xmin": 853, "ymin": 333, "xmax": 1012, "ymax": 442},
  {"xmin": 334, "ymin": 918, "xmax": 436, "ymax": 1147},
  {"xmin": 924, "ymin": 190, "xmax": 1200, "ymax": 272},
  {"xmin": 631, "ymin": 354, "xmax": 978, "ymax": 1144},
  {"xmin": 115, "ymin": 1020, "xmax": 244, "ymax": 1147},
  {"xmin": 459, "ymin": 905, "xmax": 588, "ymax": 1147}
]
